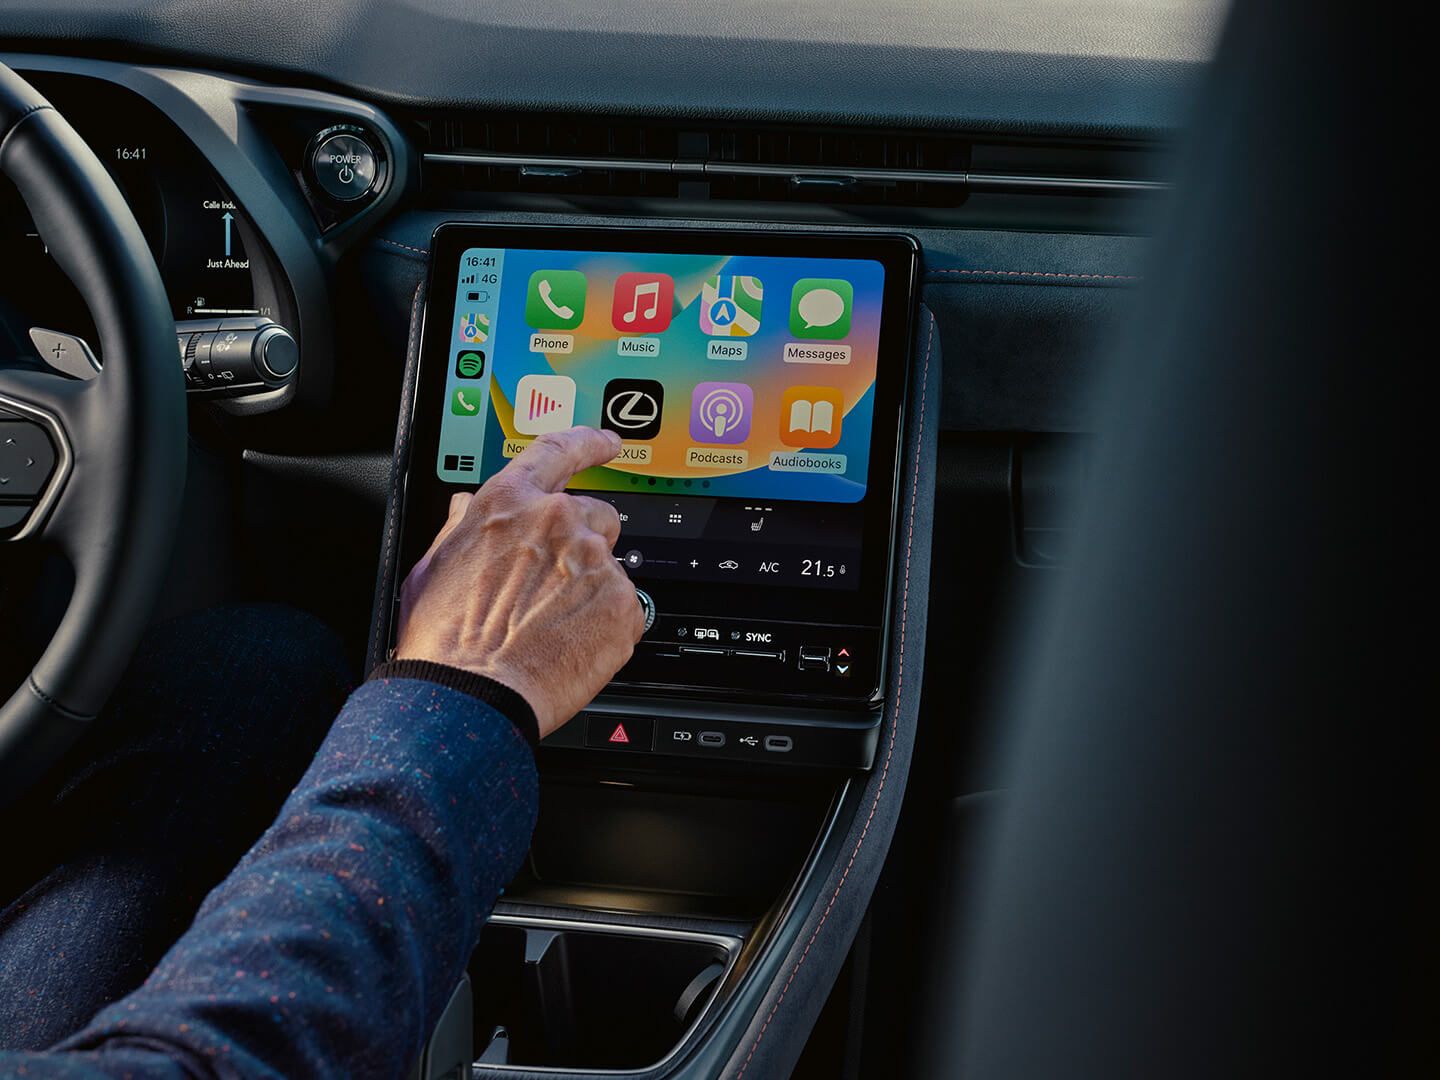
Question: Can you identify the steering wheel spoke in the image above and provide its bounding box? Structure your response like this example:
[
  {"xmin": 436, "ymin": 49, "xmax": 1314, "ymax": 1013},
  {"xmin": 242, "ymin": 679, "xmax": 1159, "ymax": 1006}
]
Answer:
[{"xmin": 0, "ymin": 364, "xmax": 88, "ymax": 543}]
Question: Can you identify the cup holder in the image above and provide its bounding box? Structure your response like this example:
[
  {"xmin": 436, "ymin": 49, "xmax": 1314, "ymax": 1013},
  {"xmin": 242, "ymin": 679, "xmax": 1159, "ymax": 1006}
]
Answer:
[{"xmin": 467, "ymin": 916, "xmax": 739, "ymax": 1071}]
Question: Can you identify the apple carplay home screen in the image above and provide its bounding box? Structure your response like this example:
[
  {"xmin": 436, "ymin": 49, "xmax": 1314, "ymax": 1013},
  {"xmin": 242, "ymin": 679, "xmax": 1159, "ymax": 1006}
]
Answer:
[
  {"xmin": 418, "ymin": 228, "xmax": 911, "ymax": 601},
  {"xmin": 436, "ymin": 249, "xmax": 884, "ymax": 499}
]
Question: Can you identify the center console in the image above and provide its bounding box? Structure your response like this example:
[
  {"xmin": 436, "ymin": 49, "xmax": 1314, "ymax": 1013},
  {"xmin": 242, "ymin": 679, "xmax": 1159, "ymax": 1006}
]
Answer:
[
  {"xmin": 371, "ymin": 219, "xmax": 934, "ymax": 1077},
  {"xmin": 386, "ymin": 224, "xmax": 918, "ymax": 770}
]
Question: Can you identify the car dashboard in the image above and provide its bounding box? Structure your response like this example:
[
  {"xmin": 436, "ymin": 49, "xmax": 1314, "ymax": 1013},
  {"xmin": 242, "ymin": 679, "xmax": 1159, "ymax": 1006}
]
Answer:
[{"xmin": 0, "ymin": 4, "xmax": 1213, "ymax": 1070}]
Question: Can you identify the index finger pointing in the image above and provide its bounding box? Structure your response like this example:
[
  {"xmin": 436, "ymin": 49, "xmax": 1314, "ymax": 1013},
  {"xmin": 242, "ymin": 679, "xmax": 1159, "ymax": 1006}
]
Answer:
[{"xmin": 506, "ymin": 427, "xmax": 623, "ymax": 493}]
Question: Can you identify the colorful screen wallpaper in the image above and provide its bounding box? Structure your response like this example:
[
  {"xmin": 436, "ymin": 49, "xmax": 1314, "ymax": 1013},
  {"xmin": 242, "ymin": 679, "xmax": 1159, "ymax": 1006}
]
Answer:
[{"xmin": 435, "ymin": 246, "xmax": 886, "ymax": 503}]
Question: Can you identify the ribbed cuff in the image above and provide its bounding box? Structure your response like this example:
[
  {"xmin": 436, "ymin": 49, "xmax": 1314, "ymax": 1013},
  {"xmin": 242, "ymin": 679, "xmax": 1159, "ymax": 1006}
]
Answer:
[{"xmin": 366, "ymin": 660, "xmax": 539, "ymax": 748}]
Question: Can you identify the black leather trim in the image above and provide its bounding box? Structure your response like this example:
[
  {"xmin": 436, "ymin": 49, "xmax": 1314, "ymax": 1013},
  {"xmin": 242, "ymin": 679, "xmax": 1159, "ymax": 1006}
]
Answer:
[
  {"xmin": 24, "ymin": 676, "xmax": 93, "ymax": 723},
  {"xmin": 367, "ymin": 280, "xmax": 426, "ymax": 671}
]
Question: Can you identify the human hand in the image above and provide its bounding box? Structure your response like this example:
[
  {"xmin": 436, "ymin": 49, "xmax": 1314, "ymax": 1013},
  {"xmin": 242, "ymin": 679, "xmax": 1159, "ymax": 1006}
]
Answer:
[{"xmin": 394, "ymin": 427, "xmax": 644, "ymax": 738}]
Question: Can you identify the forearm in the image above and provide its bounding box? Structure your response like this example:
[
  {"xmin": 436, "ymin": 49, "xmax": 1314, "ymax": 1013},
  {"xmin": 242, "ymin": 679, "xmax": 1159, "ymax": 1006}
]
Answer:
[{"xmin": 0, "ymin": 677, "xmax": 537, "ymax": 1079}]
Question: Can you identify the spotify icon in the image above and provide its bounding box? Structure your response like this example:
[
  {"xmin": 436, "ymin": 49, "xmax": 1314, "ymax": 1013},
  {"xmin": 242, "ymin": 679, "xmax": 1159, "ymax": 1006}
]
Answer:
[{"xmin": 455, "ymin": 350, "xmax": 486, "ymax": 379}]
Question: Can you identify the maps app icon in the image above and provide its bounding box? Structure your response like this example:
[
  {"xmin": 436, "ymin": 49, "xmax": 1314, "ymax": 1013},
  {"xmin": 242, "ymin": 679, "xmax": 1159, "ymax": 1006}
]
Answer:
[
  {"xmin": 457, "ymin": 310, "xmax": 490, "ymax": 344},
  {"xmin": 700, "ymin": 274, "xmax": 763, "ymax": 337}
]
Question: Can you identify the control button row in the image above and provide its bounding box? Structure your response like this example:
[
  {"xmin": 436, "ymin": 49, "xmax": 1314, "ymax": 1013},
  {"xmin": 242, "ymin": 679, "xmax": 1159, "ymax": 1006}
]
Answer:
[
  {"xmin": 667, "ymin": 725, "xmax": 793, "ymax": 755},
  {"xmin": 579, "ymin": 714, "xmax": 799, "ymax": 759},
  {"xmin": 665, "ymin": 645, "xmax": 786, "ymax": 662}
]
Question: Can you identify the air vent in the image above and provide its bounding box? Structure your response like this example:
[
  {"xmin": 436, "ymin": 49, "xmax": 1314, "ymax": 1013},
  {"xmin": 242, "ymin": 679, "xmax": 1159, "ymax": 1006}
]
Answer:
[{"xmin": 415, "ymin": 114, "xmax": 1166, "ymax": 212}]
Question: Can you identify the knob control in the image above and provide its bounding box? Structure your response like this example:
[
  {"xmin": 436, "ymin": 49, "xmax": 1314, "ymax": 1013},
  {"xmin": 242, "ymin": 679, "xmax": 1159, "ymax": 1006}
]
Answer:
[
  {"xmin": 635, "ymin": 588, "xmax": 657, "ymax": 635},
  {"xmin": 255, "ymin": 325, "xmax": 299, "ymax": 381}
]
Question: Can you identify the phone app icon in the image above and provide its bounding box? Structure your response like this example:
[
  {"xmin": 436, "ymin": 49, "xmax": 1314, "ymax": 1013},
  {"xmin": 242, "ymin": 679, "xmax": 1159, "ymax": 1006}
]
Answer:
[
  {"xmin": 612, "ymin": 272, "xmax": 675, "ymax": 334},
  {"xmin": 514, "ymin": 374, "xmax": 576, "ymax": 435},
  {"xmin": 455, "ymin": 350, "xmax": 486, "ymax": 379},
  {"xmin": 602, "ymin": 379, "xmax": 665, "ymax": 441},
  {"xmin": 789, "ymin": 279, "xmax": 853, "ymax": 340},
  {"xmin": 700, "ymin": 274, "xmax": 763, "ymax": 337},
  {"xmin": 780, "ymin": 386, "xmax": 844, "ymax": 449},
  {"xmin": 689, "ymin": 382, "xmax": 753, "ymax": 444},
  {"xmin": 451, "ymin": 386, "xmax": 485, "ymax": 417},
  {"xmin": 525, "ymin": 270, "xmax": 587, "ymax": 331},
  {"xmin": 457, "ymin": 310, "xmax": 490, "ymax": 344}
]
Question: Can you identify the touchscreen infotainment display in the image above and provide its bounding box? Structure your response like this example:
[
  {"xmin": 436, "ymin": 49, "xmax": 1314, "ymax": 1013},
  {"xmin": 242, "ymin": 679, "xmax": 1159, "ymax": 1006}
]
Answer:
[
  {"xmin": 401, "ymin": 227, "xmax": 916, "ymax": 696},
  {"xmin": 434, "ymin": 249, "xmax": 886, "ymax": 504}
]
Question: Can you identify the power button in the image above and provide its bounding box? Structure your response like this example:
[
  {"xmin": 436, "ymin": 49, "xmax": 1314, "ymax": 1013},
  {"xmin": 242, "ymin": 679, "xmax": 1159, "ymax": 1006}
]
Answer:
[{"xmin": 311, "ymin": 130, "xmax": 378, "ymax": 202}]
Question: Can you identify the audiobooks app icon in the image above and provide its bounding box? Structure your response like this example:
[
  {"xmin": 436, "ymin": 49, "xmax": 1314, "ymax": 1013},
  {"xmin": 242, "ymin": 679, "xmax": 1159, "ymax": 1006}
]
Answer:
[
  {"xmin": 514, "ymin": 374, "xmax": 576, "ymax": 435},
  {"xmin": 779, "ymin": 386, "xmax": 844, "ymax": 449}
]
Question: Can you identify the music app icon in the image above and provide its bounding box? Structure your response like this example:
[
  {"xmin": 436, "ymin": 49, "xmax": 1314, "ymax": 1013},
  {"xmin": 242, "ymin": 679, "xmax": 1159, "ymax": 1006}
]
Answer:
[{"xmin": 611, "ymin": 272, "xmax": 675, "ymax": 334}]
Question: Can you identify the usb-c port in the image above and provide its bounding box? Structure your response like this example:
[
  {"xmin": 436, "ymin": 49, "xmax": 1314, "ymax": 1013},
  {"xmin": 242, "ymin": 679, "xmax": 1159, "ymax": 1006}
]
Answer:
[{"xmin": 698, "ymin": 731, "xmax": 726, "ymax": 748}]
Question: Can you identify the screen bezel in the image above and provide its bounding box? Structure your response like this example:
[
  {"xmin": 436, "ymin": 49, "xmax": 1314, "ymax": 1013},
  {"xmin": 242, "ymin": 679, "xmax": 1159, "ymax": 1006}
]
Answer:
[{"xmin": 399, "ymin": 224, "xmax": 917, "ymax": 669}]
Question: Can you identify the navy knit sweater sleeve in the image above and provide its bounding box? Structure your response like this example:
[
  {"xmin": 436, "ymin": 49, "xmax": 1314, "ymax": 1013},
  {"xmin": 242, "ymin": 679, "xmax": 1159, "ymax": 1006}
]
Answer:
[{"xmin": 0, "ymin": 676, "xmax": 540, "ymax": 1079}]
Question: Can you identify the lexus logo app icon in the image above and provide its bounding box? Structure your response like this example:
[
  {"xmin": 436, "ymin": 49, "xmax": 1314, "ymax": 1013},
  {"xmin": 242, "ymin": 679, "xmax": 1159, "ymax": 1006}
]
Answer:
[{"xmin": 601, "ymin": 379, "xmax": 664, "ymax": 440}]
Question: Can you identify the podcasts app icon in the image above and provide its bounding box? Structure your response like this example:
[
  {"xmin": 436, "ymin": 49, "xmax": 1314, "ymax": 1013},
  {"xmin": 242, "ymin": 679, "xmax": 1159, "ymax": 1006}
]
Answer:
[{"xmin": 689, "ymin": 382, "xmax": 753, "ymax": 445}]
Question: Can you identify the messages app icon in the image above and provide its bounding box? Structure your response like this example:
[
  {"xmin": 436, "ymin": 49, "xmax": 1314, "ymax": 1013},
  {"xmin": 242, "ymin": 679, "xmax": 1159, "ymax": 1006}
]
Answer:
[{"xmin": 790, "ymin": 279, "xmax": 853, "ymax": 340}]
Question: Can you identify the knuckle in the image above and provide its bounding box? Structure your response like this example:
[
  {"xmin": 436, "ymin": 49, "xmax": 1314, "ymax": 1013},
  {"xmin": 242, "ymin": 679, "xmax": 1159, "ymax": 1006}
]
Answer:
[
  {"xmin": 479, "ymin": 476, "xmax": 519, "ymax": 508},
  {"xmin": 538, "ymin": 493, "xmax": 575, "ymax": 527},
  {"xmin": 575, "ymin": 532, "xmax": 611, "ymax": 565}
]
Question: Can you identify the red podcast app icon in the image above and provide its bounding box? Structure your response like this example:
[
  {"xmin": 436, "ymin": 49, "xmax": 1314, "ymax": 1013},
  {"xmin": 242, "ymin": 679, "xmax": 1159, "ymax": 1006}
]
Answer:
[{"xmin": 611, "ymin": 272, "xmax": 675, "ymax": 334}]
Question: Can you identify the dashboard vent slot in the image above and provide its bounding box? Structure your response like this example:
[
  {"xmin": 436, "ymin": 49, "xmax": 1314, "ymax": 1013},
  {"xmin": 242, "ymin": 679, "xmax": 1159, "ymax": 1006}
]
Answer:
[
  {"xmin": 422, "ymin": 117, "xmax": 680, "ymax": 198},
  {"xmin": 416, "ymin": 115, "xmax": 1167, "ymax": 211}
]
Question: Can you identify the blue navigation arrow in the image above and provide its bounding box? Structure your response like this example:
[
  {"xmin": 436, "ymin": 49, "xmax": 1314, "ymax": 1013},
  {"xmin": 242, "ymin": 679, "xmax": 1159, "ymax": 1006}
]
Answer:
[{"xmin": 222, "ymin": 212, "xmax": 234, "ymax": 257}]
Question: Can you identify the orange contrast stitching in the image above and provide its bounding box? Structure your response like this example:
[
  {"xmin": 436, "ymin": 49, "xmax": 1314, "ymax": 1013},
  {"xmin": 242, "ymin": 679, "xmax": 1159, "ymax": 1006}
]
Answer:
[{"xmin": 734, "ymin": 308, "xmax": 935, "ymax": 1079}]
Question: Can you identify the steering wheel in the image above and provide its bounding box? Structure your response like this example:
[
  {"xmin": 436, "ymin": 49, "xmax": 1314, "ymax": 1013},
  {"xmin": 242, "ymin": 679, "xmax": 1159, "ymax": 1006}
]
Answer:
[{"xmin": 0, "ymin": 63, "xmax": 186, "ymax": 806}]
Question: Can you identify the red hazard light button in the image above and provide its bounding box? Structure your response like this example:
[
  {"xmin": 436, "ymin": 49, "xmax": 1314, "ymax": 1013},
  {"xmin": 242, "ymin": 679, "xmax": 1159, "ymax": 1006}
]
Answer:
[{"xmin": 584, "ymin": 714, "xmax": 654, "ymax": 752}]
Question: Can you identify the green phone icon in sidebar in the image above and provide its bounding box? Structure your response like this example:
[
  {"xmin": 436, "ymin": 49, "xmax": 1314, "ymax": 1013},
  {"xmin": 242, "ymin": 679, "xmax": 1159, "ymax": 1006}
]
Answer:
[
  {"xmin": 525, "ymin": 269, "xmax": 587, "ymax": 331},
  {"xmin": 451, "ymin": 386, "xmax": 484, "ymax": 417}
]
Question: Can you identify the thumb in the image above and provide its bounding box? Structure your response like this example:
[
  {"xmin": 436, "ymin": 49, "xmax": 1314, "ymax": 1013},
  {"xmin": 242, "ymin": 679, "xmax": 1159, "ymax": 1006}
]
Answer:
[{"xmin": 433, "ymin": 491, "xmax": 473, "ymax": 549}]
